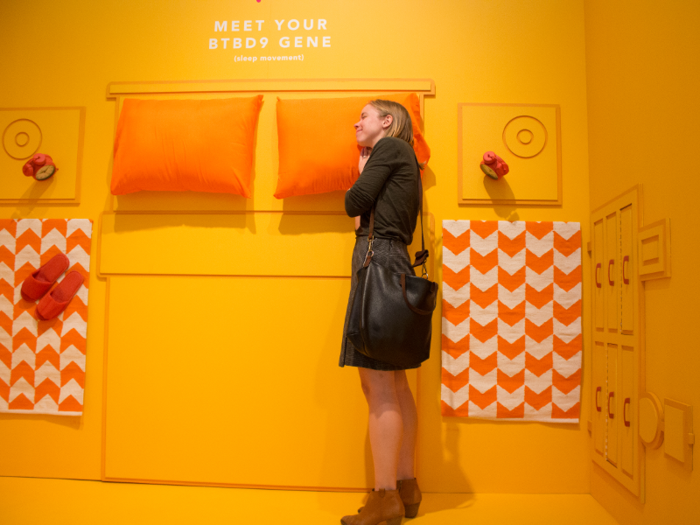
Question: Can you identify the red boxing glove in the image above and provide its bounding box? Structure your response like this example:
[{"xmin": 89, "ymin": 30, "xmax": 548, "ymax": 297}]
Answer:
[
  {"xmin": 480, "ymin": 151, "xmax": 509, "ymax": 180},
  {"xmin": 22, "ymin": 153, "xmax": 57, "ymax": 181}
]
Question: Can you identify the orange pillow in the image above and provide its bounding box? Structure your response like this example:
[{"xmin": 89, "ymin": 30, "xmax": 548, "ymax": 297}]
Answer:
[
  {"xmin": 274, "ymin": 93, "xmax": 430, "ymax": 199},
  {"xmin": 111, "ymin": 96, "xmax": 263, "ymax": 197}
]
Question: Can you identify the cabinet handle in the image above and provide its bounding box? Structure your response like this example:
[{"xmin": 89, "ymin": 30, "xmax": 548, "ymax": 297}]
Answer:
[
  {"xmin": 596, "ymin": 387, "xmax": 602, "ymax": 412},
  {"xmin": 623, "ymin": 255, "xmax": 630, "ymax": 285},
  {"xmin": 623, "ymin": 398, "xmax": 631, "ymax": 427},
  {"xmin": 607, "ymin": 391, "xmax": 615, "ymax": 419},
  {"xmin": 595, "ymin": 263, "xmax": 602, "ymax": 288},
  {"xmin": 608, "ymin": 259, "xmax": 615, "ymax": 286}
]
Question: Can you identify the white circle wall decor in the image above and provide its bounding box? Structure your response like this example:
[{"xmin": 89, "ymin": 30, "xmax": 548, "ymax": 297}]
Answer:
[
  {"xmin": 502, "ymin": 115, "xmax": 547, "ymax": 158},
  {"xmin": 3, "ymin": 119, "xmax": 42, "ymax": 160}
]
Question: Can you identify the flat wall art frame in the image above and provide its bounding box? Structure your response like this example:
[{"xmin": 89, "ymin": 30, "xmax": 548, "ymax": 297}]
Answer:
[
  {"xmin": 0, "ymin": 107, "xmax": 85, "ymax": 204},
  {"xmin": 458, "ymin": 103, "xmax": 562, "ymax": 207}
]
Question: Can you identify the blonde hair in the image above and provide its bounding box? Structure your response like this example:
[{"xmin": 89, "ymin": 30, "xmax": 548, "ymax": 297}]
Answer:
[{"xmin": 369, "ymin": 99, "xmax": 414, "ymax": 147}]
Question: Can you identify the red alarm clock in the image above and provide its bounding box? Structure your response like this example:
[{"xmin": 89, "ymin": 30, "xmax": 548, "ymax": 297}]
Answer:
[
  {"xmin": 22, "ymin": 153, "xmax": 57, "ymax": 181},
  {"xmin": 480, "ymin": 151, "xmax": 509, "ymax": 180}
]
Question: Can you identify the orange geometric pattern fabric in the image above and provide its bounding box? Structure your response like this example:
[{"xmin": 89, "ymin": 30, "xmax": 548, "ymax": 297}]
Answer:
[
  {"xmin": 441, "ymin": 221, "xmax": 581, "ymax": 422},
  {"xmin": 0, "ymin": 219, "xmax": 92, "ymax": 416}
]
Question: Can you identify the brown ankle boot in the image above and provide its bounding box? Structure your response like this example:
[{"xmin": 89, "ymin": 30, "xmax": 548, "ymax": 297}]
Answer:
[
  {"xmin": 398, "ymin": 478, "xmax": 422, "ymax": 518},
  {"xmin": 341, "ymin": 488, "xmax": 404, "ymax": 525},
  {"xmin": 357, "ymin": 478, "xmax": 422, "ymax": 518}
]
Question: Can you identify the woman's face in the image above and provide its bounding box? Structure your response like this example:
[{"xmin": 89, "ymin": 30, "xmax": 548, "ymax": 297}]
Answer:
[{"xmin": 354, "ymin": 104, "xmax": 390, "ymax": 148}]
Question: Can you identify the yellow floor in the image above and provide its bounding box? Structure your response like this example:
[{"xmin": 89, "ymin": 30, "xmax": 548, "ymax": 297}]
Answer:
[{"xmin": 0, "ymin": 477, "xmax": 618, "ymax": 525}]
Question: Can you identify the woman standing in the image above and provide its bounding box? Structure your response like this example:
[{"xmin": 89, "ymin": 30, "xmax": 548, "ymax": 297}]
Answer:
[{"xmin": 339, "ymin": 100, "xmax": 424, "ymax": 525}]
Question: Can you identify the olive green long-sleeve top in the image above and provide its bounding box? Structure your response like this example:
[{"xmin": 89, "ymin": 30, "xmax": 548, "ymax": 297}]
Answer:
[{"xmin": 344, "ymin": 137, "xmax": 420, "ymax": 246}]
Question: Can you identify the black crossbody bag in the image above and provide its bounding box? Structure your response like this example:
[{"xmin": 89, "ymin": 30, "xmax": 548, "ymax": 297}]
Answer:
[{"xmin": 346, "ymin": 163, "xmax": 438, "ymax": 368}]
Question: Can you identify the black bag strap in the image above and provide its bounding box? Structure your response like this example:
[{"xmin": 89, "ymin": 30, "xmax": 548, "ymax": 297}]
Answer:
[{"xmin": 364, "ymin": 157, "xmax": 429, "ymax": 276}]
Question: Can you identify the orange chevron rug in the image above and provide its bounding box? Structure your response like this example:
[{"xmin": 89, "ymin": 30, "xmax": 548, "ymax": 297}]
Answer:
[
  {"xmin": 0, "ymin": 219, "xmax": 92, "ymax": 416},
  {"xmin": 441, "ymin": 220, "xmax": 582, "ymax": 422}
]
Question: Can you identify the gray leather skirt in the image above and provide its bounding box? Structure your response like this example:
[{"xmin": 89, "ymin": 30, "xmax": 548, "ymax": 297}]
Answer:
[{"xmin": 339, "ymin": 235, "xmax": 421, "ymax": 371}]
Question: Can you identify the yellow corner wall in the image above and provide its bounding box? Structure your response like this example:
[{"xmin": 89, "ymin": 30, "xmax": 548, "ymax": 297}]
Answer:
[
  {"xmin": 585, "ymin": 0, "xmax": 699, "ymax": 522},
  {"xmin": 0, "ymin": 0, "xmax": 592, "ymax": 494}
]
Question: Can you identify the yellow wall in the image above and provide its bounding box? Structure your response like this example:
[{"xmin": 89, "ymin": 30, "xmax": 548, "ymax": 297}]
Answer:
[
  {"xmin": 585, "ymin": 0, "xmax": 699, "ymax": 522},
  {"xmin": 0, "ymin": 0, "xmax": 592, "ymax": 494}
]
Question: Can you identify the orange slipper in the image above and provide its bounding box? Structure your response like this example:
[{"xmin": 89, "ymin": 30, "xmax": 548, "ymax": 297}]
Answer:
[
  {"xmin": 21, "ymin": 253, "xmax": 70, "ymax": 301},
  {"xmin": 36, "ymin": 271, "xmax": 85, "ymax": 321}
]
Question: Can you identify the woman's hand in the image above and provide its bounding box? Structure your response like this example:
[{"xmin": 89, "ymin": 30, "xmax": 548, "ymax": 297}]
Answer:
[
  {"xmin": 358, "ymin": 146, "xmax": 371, "ymax": 174},
  {"xmin": 351, "ymin": 146, "xmax": 370, "ymax": 231}
]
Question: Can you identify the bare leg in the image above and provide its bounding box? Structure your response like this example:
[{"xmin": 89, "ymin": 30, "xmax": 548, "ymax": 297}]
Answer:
[
  {"xmin": 358, "ymin": 368, "xmax": 402, "ymax": 491},
  {"xmin": 394, "ymin": 370, "xmax": 417, "ymax": 480}
]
